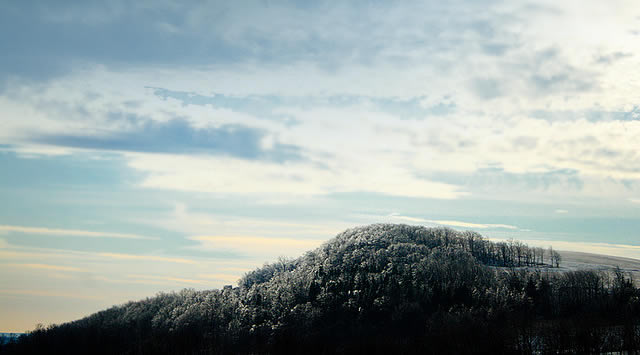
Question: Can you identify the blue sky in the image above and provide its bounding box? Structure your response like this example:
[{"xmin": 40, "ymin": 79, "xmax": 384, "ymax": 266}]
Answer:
[{"xmin": 2, "ymin": 0, "xmax": 640, "ymax": 332}]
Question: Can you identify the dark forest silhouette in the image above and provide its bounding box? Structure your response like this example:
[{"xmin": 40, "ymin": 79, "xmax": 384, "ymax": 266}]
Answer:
[{"xmin": 2, "ymin": 224, "xmax": 638, "ymax": 354}]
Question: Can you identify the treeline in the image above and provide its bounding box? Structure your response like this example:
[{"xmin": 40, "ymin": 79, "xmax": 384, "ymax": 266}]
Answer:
[
  {"xmin": 2, "ymin": 224, "xmax": 638, "ymax": 354},
  {"xmin": 384, "ymin": 228, "xmax": 562, "ymax": 268}
]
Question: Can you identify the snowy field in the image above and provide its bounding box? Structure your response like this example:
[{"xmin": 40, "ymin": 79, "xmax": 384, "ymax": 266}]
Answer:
[{"xmin": 558, "ymin": 251, "xmax": 640, "ymax": 285}]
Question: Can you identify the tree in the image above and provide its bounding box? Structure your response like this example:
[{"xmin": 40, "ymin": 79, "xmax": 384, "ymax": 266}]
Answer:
[
  {"xmin": 553, "ymin": 251, "xmax": 562, "ymax": 268},
  {"xmin": 536, "ymin": 247, "xmax": 545, "ymax": 265},
  {"xmin": 548, "ymin": 247, "xmax": 561, "ymax": 268}
]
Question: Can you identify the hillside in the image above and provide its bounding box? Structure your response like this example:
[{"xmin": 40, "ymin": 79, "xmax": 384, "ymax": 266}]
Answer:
[
  {"xmin": 559, "ymin": 251, "xmax": 640, "ymax": 285},
  {"xmin": 2, "ymin": 224, "xmax": 639, "ymax": 354}
]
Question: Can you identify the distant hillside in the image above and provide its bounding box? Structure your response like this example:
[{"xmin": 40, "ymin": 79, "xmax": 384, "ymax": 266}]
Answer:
[
  {"xmin": 2, "ymin": 224, "xmax": 639, "ymax": 354},
  {"xmin": 558, "ymin": 251, "xmax": 640, "ymax": 285}
]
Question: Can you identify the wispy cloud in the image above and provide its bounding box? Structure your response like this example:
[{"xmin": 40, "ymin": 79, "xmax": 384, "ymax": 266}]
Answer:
[
  {"xmin": 160, "ymin": 203, "xmax": 350, "ymax": 237},
  {"xmin": 190, "ymin": 235, "xmax": 322, "ymax": 248},
  {"xmin": 428, "ymin": 220, "xmax": 518, "ymax": 230},
  {"xmin": 0, "ymin": 225, "xmax": 157, "ymax": 240},
  {"xmin": 555, "ymin": 209, "xmax": 569, "ymax": 214},
  {"xmin": 127, "ymin": 152, "xmax": 467, "ymax": 199},
  {"xmin": 98, "ymin": 252, "xmax": 195, "ymax": 264},
  {"xmin": 197, "ymin": 273, "xmax": 242, "ymax": 284},
  {"xmin": 0, "ymin": 289, "xmax": 105, "ymax": 301},
  {"xmin": 188, "ymin": 235, "xmax": 325, "ymax": 258},
  {"xmin": 0, "ymin": 246, "xmax": 210, "ymax": 266},
  {"xmin": 387, "ymin": 214, "xmax": 426, "ymax": 223},
  {"xmin": 126, "ymin": 274, "xmax": 211, "ymax": 286},
  {"xmin": 36, "ymin": 119, "xmax": 302, "ymax": 163},
  {"xmin": 388, "ymin": 214, "xmax": 518, "ymax": 230},
  {"xmin": 5, "ymin": 263, "xmax": 84, "ymax": 272}
]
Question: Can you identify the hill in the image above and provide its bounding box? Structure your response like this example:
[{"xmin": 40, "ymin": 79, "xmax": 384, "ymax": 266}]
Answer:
[
  {"xmin": 2, "ymin": 224, "xmax": 639, "ymax": 354},
  {"xmin": 559, "ymin": 251, "xmax": 640, "ymax": 285}
]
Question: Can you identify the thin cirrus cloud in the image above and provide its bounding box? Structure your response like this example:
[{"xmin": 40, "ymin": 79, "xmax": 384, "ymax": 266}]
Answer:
[
  {"xmin": 0, "ymin": 225, "xmax": 157, "ymax": 240},
  {"xmin": 0, "ymin": 289, "xmax": 105, "ymax": 301},
  {"xmin": 97, "ymin": 252, "xmax": 196, "ymax": 265},
  {"xmin": 5, "ymin": 263, "xmax": 84, "ymax": 272},
  {"xmin": 197, "ymin": 273, "xmax": 244, "ymax": 284},
  {"xmin": 126, "ymin": 274, "xmax": 211, "ymax": 286},
  {"xmin": 125, "ymin": 273, "xmax": 245, "ymax": 287},
  {"xmin": 429, "ymin": 220, "xmax": 518, "ymax": 230},
  {"xmin": 0, "ymin": 246, "xmax": 198, "ymax": 266},
  {"xmin": 150, "ymin": 87, "xmax": 456, "ymax": 120},
  {"xmin": 387, "ymin": 214, "xmax": 518, "ymax": 230}
]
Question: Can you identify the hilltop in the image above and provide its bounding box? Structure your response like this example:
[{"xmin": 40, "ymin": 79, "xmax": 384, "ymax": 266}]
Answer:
[{"xmin": 2, "ymin": 224, "xmax": 639, "ymax": 354}]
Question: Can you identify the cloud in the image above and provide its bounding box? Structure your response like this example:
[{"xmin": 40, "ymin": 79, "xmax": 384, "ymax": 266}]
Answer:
[
  {"xmin": 387, "ymin": 214, "xmax": 427, "ymax": 223},
  {"xmin": 424, "ymin": 167, "xmax": 585, "ymax": 200},
  {"xmin": 0, "ymin": 225, "xmax": 156, "ymax": 240},
  {"xmin": 150, "ymin": 87, "xmax": 456, "ymax": 121},
  {"xmin": 0, "ymin": 2, "xmax": 247, "ymax": 85},
  {"xmin": 98, "ymin": 252, "xmax": 196, "ymax": 264},
  {"xmin": 4, "ymin": 62, "xmax": 640, "ymax": 202},
  {"xmin": 188, "ymin": 235, "xmax": 324, "ymax": 258},
  {"xmin": 0, "ymin": 247, "xmax": 200, "ymax": 265},
  {"xmin": 35, "ymin": 118, "xmax": 302, "ymax": 162},
  {"xmin": 0, "ymin": 245, "xmax": 254, "ymax": 289},
  {"xmin": 555, "ymin": 209, "xmax": 569, "ymax": 214},
  {"xmin": 0, "ymin": 289, "xmax": 105, "ymax": 300},
  {"xmin": 128, "ymin": 153, "xmax": 467, "ymax": 199},
  {"xmin": 428, "ymin": 220, "xmax": 518, "ymax": 230},
  {"xmin": 197, "ymin": 273, "xmax": 242, "ymax": 284},
  {"xmin": 471, "ymin": 78, "xmax": 503, "ymax": 100},
  {"xmin": 162, "ymin": 203, "xmax": 350, "ymax": 237},
  {"xmin": 1, "ymin": 0, "xmax": 632, "ymax": 104},
  {"xmin": 126, "ymin": 274, "xmax": 211, "ymax": 286},
  {"xmin": 5, "ymin": 263, "xmax": 84, "ymax": 272},
  {"xmin": 594, "ymin": 51, "xmax": 633, "ymax": 65},
  {"xmin": 1, "ymin": 0, "xmax": 640, "ymax": 205},
  {"xmin": 387, "ymin": 214, "xmax": 518, "ymax": 230},
  {"xmin": 0, "ymin": 1, "xmax": 483, "ymax": 85},
  {"xmin": 100, "ymin": 273, "xmax": 240, "ymax": 287}
]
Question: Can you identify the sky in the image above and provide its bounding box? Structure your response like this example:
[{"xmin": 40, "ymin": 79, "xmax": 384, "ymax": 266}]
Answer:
[{"xmin": 1, "ymin": 0, "xmax": 640, "ymax": 332}]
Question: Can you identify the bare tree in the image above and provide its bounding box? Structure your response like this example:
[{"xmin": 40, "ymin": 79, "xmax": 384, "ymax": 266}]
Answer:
[
  {"xmin": 536, "ymin": 247, "xmax": 545, "ymax": 265},
  {"xmin": 548, "ymin": 247, "xmax": 561, "ymax": 268}
]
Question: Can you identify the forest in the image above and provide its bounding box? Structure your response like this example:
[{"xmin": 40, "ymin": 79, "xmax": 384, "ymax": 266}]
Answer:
[{"xmin": 1, "ymin": 224, "xmax": 639, "ymax": 354}]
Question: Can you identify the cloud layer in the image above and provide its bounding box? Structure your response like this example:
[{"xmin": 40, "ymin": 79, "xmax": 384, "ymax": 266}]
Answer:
[{"xmin": 0, "ymin": 225, "xmax": 156, "ymax": 240}]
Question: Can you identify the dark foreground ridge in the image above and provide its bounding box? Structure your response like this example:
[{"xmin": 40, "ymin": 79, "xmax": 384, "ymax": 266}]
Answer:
[{"xmin": 2, "ymin": 224, "xmax": 639, "ymax": 354}]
